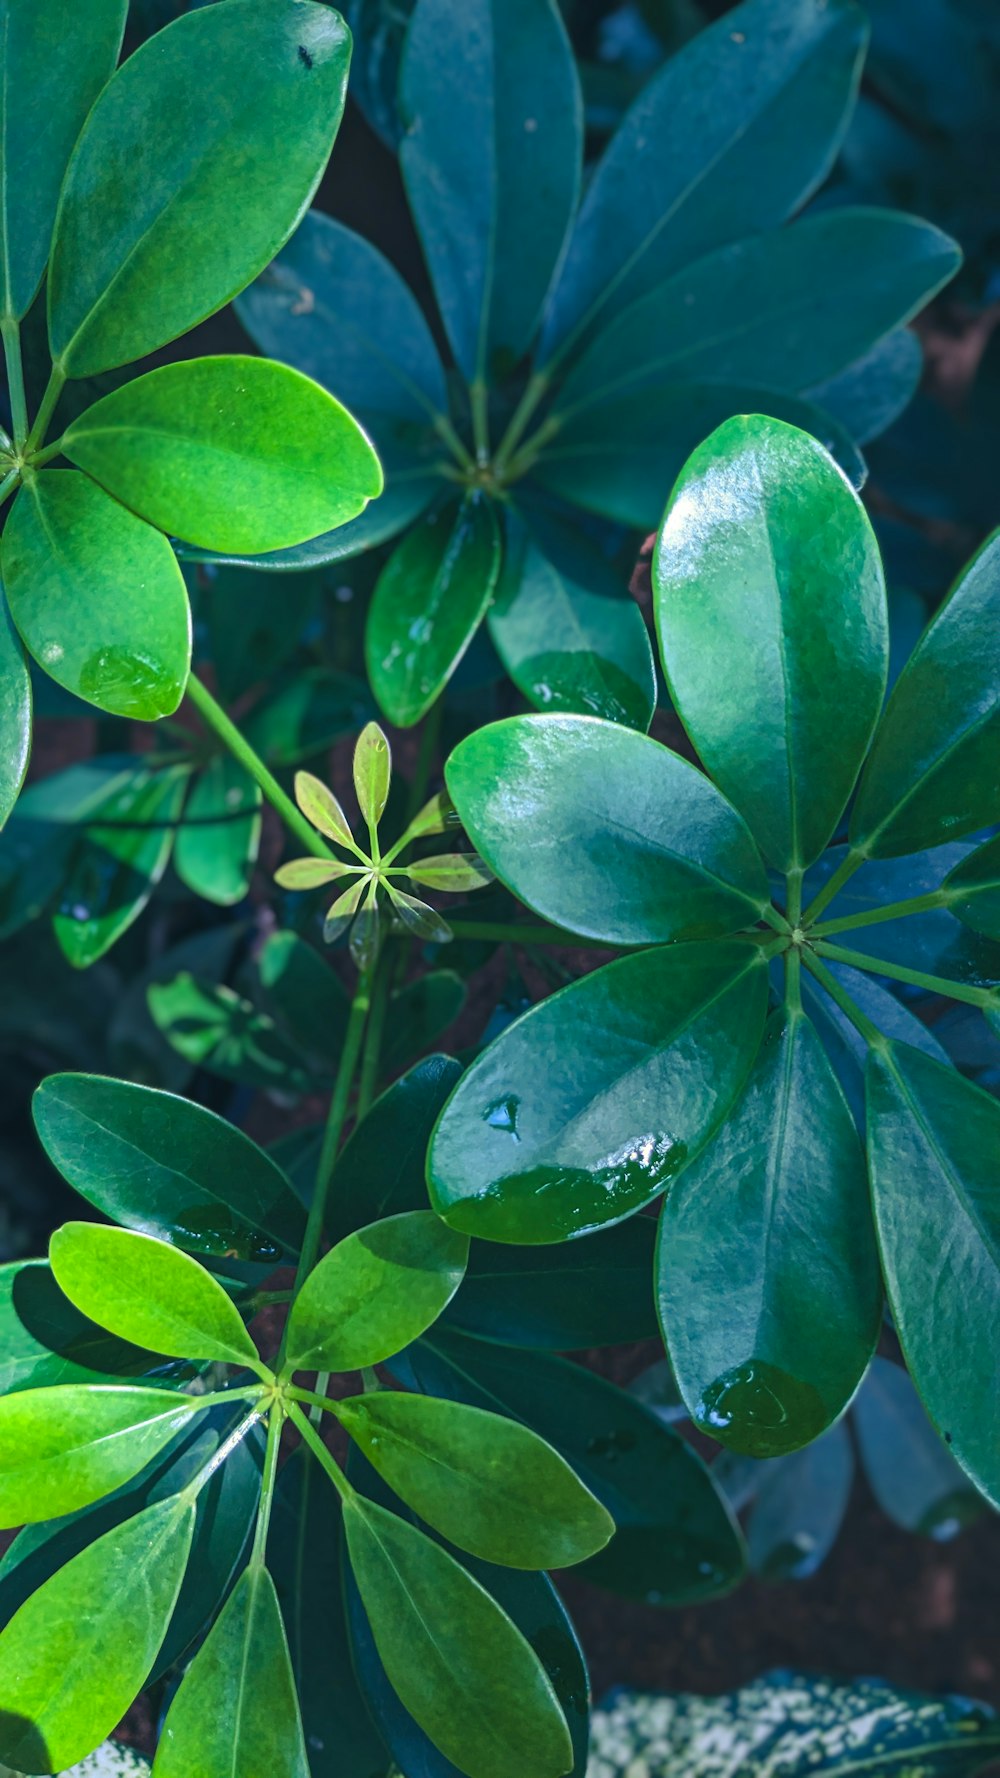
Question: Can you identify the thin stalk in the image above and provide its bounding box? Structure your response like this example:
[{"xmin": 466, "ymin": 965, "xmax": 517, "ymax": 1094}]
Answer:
[
  {"xmin": 361, "ymin": 1366, "xmax": 383, "ymax": 1394},
  {"xmin": 27, "ymin": 432, "xmax": 66, "ymax": 471},
  {"xmin": 802, "ymin": 950, "xmax": 886, "ymax": 1049},
  {"xmin": 250, "ymin": 1403, "xmax": 283, "ymax": 1568},
  {"xmin": 310, "ymin": 1375, "xmax": 331, "ymax": 1424},
  {"xmin": 813, "ymin": 888, "xmax": 953, "ymax": 937},
  {"xmin": 287, "ymin": 1385, "xmax": 337, "ymax": 1416},
  {"xmin": 432, "ymin": 411, "xmax": 475, "ymax": 473},
  {"xmin": 498, "ymin": 415, "xmax": 561, "ymax": 483},
  {"xmin": 25, "ymin": 363, "xmax": 66, "ymax": 454},
  {"xmin": 289, "ymin": 967, "xmax": 372, "ymax": 1302},
  {"xmin": 760, "ymin": 903, "xmax": 790, "ymax": 934},
  {"xmin": 287, "ymin": 1401, "xmax": 353, "ymax": 1502},
  {"xmin": 1, "ymin": 318, "xmax": 28, "ymax": 449},
  {"xmin": 814, "ymin": 940, "xmax": 1000, "ymax": 1011},
  {"xmin": 185, "ymin": 671, "xmax": 335, "ymax": 863},
  {"xmin": 181, "ymin": 1404, "xmax": 266, "ymax": 1502},
  {"xmin": 785, "ymin": 948, "xmax": 802, "ymax": 1012},
  {"xmin": 357, "ymin": 952, "xmax": 391, "ymax": 1119},
  {"xmin": 469, "ymin": 379, "xmax": 491, "ymax": 465},
  {"xmin": 493, "ymin": 370, "xmax": 552, "ymax": 473},
  {"xmin": 801, "ymin": 847, "xmax": 867, "ymax": 926},
  {"xmin": 0, "ymin": 466, "xmax": 18, "ymax": 508}
]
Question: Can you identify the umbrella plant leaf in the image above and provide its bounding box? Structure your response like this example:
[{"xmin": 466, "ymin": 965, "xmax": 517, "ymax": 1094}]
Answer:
[
  {"xmin": 0, "ymin": 1384, "xmax": 201, "ymax": 1528},
  {"xmin": 381, "ymin": 975, "xmax": 466, "ymax": 1073},
  {"xmin": 944, "ymin": 834, "xmax": 1000, "ymax": 940},
  {"xmin": 851, "ymin": 528, "xmax": 1000, "ymax": 856},
  {"xmin": 2, "ymin": 471, "xmax": 191, "ymax": 720},
  {"xmin": 284, "ymin": 1211, "xmax": 469, "ymax": 1374},
  {"xmin": 399, "ymin": 0, "xmax": 581, "ymax": 384},
  {"xmin": 342, "ymin": 1492, "xmax": 574, "ymax": 1778},
  {"xmin": 336, "ymin": 1392, "xmax": 614, "ymax": 1567},
  {"xmin": 146, "ymin": 973, "xmax": 314, "ymax": 1096},
  {"xmin": 294, "ymin": 771, "xmax": 358, "ymax": 851},
  {"xmin": 52, "ymin": 763, "xmax": 189, "ymax": 969},
  {"xmin": 353, "ymin": 721, "xmax": 392, "ymax": 833},
  {"xmin": 64, "ymin": 357, "xmax": 383, "ymax": 553},
  {"xmin": 0, "ymin": 1494, "xmax": 195, "ymax": 1774},
  {"xmin": 49, "ymin": 1223, "xmax": 262, "ymax": 1370},
  {"xmin": 443, "ymin": 1216, "xmax": 658, "ymax": 1349},
  {"xmin": 48, "ymin": 0, "xmax": 351, "ymax": 376},
  {"xmin": 853, "ymin": 1356, "xmax": 984, "ymax": 1539},
  {"xmin": 654, "ymin": 415, "xmax": 888, "ymax": 871},
  {"xmin": 806, "ymin": 326, "xmax": 923, "ymax": 446},
  {"xmin": 0, "ymin": 592, "xmax": 31, "ymax": 831},
  {"xmin": 366, "ymin": 496, "xmax": 502, "ymax": 727},
  {"xmin": 174, "ymin": 756, "xmax": 261, "ymax": 908},
  {"xmin": 404, "ymin": 854, "xmax": 493, "ymax": 892},
  {"xmin": 33, "ymin": 1072, "xmax": 305, "ymax": 1263},
  {"xmin": 0, "ymin": 1260, "xmax": 162, "ymax": 1396},
  {"xmin": 867, "ymin": 1042, "xmax": 1000, "ymax": 1507},
  {"xmin": 658, "ymin": 1008, "xmax": 881, "ymax": 1458},
  {"xmin": 428, "ymin": 941, "xmax": 768, "ymax": 1244},
  {"xmin": 746, "ymin": 1421, "xmax": 854, "ymax": 1581},
  {"xmin": 328, "ymin": 1055, "xmax": 463, "ymax": 1240},
  {"xmin": 445, "ymin": 714, "xmax": 769, "ymax": 946}
]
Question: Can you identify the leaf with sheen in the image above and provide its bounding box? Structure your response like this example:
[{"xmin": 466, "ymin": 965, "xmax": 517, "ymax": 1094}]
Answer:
[
  {"xmin": 428, "ymin": 941, "xmax": 768, "ymax": 1243},
  {"xmin": 537, "ymin": 0, "xmax": 868, "ymax": 365},
  {"xmin": 50, "ymin": 1223, "xmax": 261, "ymax": 1370},
  {"xmin": 174, "ymin": 756, "xmax": 261, "ymax": 908},
  {"xmin": 0, "ymin": 1384, "xmax": 201, "ymax": 1528},
  {"xmin": 443, "ymin": 1217, "xmax": 658, "ymax": 1348},
  {"xmin": 944, "ymin": 834, "xmax": 1000, "ymax": 940},
  {"xmin": 342, "ymin": 1493, "xmax": 574, "ymax": 1778},
  {"xmin": 367, "ymin": 496, "xmax": 501, "ymax": 727},
  {"xmin": 806, "ymin": 326, "xmax": 923, "ymax": 446},
  {"xmin": 328, "ymin": 1055, "xmax": 463, "ymax": 1240},
  {"xmin": 0, "ymin": 1494, "xmax": 194, "ymax": 1774},
  {"xmin": 867, "ymin": 1042, "xmax": 1000, "ymax": 1506},
  {"xmin": 399, "ymin": 0, "xmax": 581, "ymax": 384},
  {"xmin": 0, "ymin": 592, "xmax": 31, "ymax": 830},
  {"xmin": 654, "ymin": 415, "xmax": 888, "ymax": 871},
  {"xmin": 353, "ymin": 721, "xmax": 391, "ymax": 832},
  {"xmin": 48, "ymin": 0, "xmax": 351, "ymax": 376},
  {"xmin": 52, "ymin": 763, "xmax": 189, "ymax": 969},
  {"xmin": 284, "ymin": 1211, "xmax": 468, "ymax": 1374},
  {"xmin": 446, "ymin": 714, "xmax": 768, "ymax": 945},
  {"xmin": 2, "ymin": 472, "xmax": 191, "ymax": 720},
  {"xmin": 337, "ymin": 1392, "xmax": 613, "ymax": 1567},
  {"xmin": 0, "ymin": 1261, "xmax": 162, "ymax": 1396},
  {"xmin": 851, "ymin": 528, "xmax": 1000, "ymax": 856},
  {"xmin": 64, "ymin": 357, "xmax": 383, "ymax": 552},
  {"xmin": 658, "ymin": 1008, "xmax": 881, "ymax": 1458}
]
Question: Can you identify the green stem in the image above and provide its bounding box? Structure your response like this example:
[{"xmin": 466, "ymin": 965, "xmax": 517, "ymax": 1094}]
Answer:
[
  {"xmin": 250, "ymin": 1403, "xmax": 283, "ymax": 1568},
  {"xmin": 469, "ymin": 379, "xmax": 490, "ymax": 465},
  {"xmin": 814, "ymin": 940, "xmax": 1000, "ymax": 1010},
  {"xmin": 357, "ymin": 953, "xmax": 391, "ymax": 1119},
  {"xmin": 785, "ymin": 948, "xmax": 802, "ymax": 1012},
  {"xmin": 293, "ymin": 967, "xmax": 373, "ymax": 1292},
  {"xmin": 185, "ymin": 671, "xmax": 335, "ymax": 863},
  {"xmin": 309, "ymin": 1372, "xmax": 331, "ymax": 1425},
  {"xmin": 498, "ymin": 415, "xmax": 561, "ymax": 483},
  {"xmin": 493, "ymin": 371, "xmax": 552, "ymax": 473},
  {"xmin": 287, "ymin": 1383, "xmax": 335, "ymax": 1417},
  {"xmin": 813, "ymin": 888, "xmax": 952, "ymax": 937},
  {"xmin": 25, "ymin": 364, "xmax": 66, "ymax": 454},
  {"xmin": 0, "ymin": 466, "xmax": 19, "ymax": 508},
  {"xmin": 432, "ymin": 411, "xmax": 475, "ymax": 473},
  {"xmin": 2, "ymin": 318, "xmax": 28, "ymax": 450},
  {"xmin": 760, "ymin": 903, "xmax": 790, "ymax": 934},
  {"xmin": 27, "ymin": 432, "xmax": 66, "ymax": 471},
  {"xmin": 287, "ymin": 1401, "xmax": 353, "ymax": 1502},
  {"xmin": 182, "ymin": 1405, "xmax": 266, "ymax": 1502},
  {"xmin": 801, "ymin": 847, "xmax": 867, "ymax": 926},
  {"xmin": 802, "ymin": 950, "xmax": 886, "ymax": 1048}
]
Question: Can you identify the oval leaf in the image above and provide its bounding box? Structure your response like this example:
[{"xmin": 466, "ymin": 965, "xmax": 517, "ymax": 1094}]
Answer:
[
  {"xmin": 0, "ymin": 590, "xmax": 31, "ymax": 830},
  {"xmin": 174, "ymin": 756, "xmax": 261, "ymax": 908},
  {"xmin": 328, "ymin": 1055, "xmax": 463, "ymax": 1241},
  {"xmin": 52, "ymin": 763, "xmax": 189, "ymax": 969},
  {"xmin": 0, "ymin": 1260, "xmax": 162, "ymax": 1397},
  {"xmin": 944, "ymin": 833, "xmax": 1000, "ymax": 940},
  {"xmin": 854, "ymin": 1356, "xmax": 984, "ymax": 1539},
  {"xmin": 353, "ymin": 721, "xmax": 391, "ymax": 833}
]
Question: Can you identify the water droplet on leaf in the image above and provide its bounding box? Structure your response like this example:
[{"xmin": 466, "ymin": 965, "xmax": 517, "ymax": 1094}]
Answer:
[{"xmin": 696, "ymin": 1359, "xmax": 827, "ymax": 1457}]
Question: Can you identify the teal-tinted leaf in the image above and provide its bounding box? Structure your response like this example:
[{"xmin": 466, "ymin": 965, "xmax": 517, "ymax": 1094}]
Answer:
[
  {"xmin": 33, "ymin": 1072, "xmax": 305, "ymax": 1263},
  {"xmin": 801, "ymin": 956, "xmax": 948, "ymax": 1132},
  {"xmin": 554, "ymin": 210, "xmax": 960, "ymax": 421},
  {"xmin": 381, "ymin": 972, "xmax": 466, "ymax": 1072},
  {"xmin": 446, "ymin": 714, "xmax": 768, "ymax": 945},
  {"xmin": 342, "ymin": 1492, "xmax": 574, "ymax": 1778},
  {"xmin": 48, "ymin": 0, "xmax": 351, "ymax": 377},
  {"xmin": 0, "ymin": 759, "xmax": 134, "ymax": 944},
  {"xmin": 489, "ymin": 511, "xmax": 655, "ymax": 730},
  {"xmin": 147, "ymin": 973, "xmax": 313, "ymax": 1095},
  {"xmin": 0, "ymin": 592, "xmax": 31, "ymax": 831},
  {"xmin": 285, "ymin": 1211, "xmax": 468, "ymax": 1374},
  {"xmin": 852, "ymin": 529, "xmax": 1000, "ymax": 856},
  {"xmin": 853, "ymin": 1357, "xmax": 985, "ymax": 1539},
  {"xmin": 944, "ymin": 834, "xmax": 1000, "ymax": 940},
  {"xmin": 0, "ymin": 0, "xmax": 127, "ymax": 322},
  {"xmin": 0, "ymin": 1261, "xmax": 161, "ymax": 1396},
  {"xmin": 538, "ymin": 0, "xmax": 868, "ymax": 365},
  {"xmin": 367, "ymin": 496, "xmax": 501, "ymax": 727},
  {"xmin": 50, "ymin": 1223, "xmax": 263, "ymax": 1371},
  {"xmin": 0, "ymin": 1384, "xmax": 201, "ymax": 1527},
  {"xmin": 806, "ymin": 326, "xmax": 923, "ymax": 446},
  {"xmin": 429, "ymin": 941, "xmax": 768, "ymax": 1243},
  {"xmin": 443, "ymin": 1218, "xmax": 658, "ymax": 1349},
  {"xmin": 867, "ymin": 1042, "xmax": 1000, "ymax": 1505},
  {"xmin": 154, "ymin": 1565, "xmax": 308, "ymax": 1778},
  {"xmin": 746, "ymin": 1422, "xmax": 854, "ymax": 1580},
  {"xmin": 64, "ymin": 357, "xmax": 382, "ymax": 553},
  {"xmin": 338, "ymin": 1391, "xmax": 613, "ymax": 1567},
  {"xmin": 654, "ymin": 415, "xmax": 888, "ymax": 872},
  {"xmin": 353, "ymin": 720, "xmax": 391, "ymax": 833},
  {"xmin": 52, "ymin": 763, "xmax": 189, "ymax": 969},
  {"xmin": 2, "ymin": 472, "xmax": 191, "ymax": 719},
  {"xmin": 399, "ymin": 0, "xmax": 581, "ymax": 383},
  {"xmin": 174, "ymin": 756, "xmax": 261, "ymax": 907},
  {"xmin": 328, "ymin": 1054, "xmax": 462, "ymax": 1240},
  {"xmin": 802, "ymin": 842, "xmax": 1000, "ymax": 989},
  {"xmin": 0, "ymin": 1494, "xmax": 194, "ymax": 1774},
  {"xmin": 659, "ymin": 1008, "xmax": 881, "ymax": 1457}
]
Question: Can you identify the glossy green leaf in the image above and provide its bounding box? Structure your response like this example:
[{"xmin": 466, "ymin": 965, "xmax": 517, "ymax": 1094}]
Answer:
[
  {"xmin": 853, "ymin": 1357, "xmax": 984, "ymax": 1539},
  {"xmin": 338, "ymin": 1392, "xmax": 613, "ymax": 1567},
  {"xmin": 284, "ymin": 1210, "xmax": 468, "ymax": 1374},
  {"xmin": 174, "ymin": 756, "xmax": 261, "ymax": 908},
  {"xmin": 181, "ymin": 473, "xmax": 441, "ymax": 574},
  {"xmin": 153, "ymin": 1565, "xmax": 308, "ymax": 1778},
  {"xmin": 381, "ymin": 974, "xmax": 466, "ymax": 1073},
  {"xmin": 52, "ymin": 763, "xmax": 189, "ymax": 969},
  {"xmin": 0, "ymin": 1494, "xmax": 194, "ymax": 1774},
  {"xmin": 538, "ymin": 0, "xmax": 868, "ymax": 364},
  {"xmin": 446, "ymin": 714, "xmax": 769, "ymax": 945},
  {"xmin": 294, "ymin": 770, "xmax": 357, "ymax": 851},
  {"xmin": 851, "ymin": 528, "xmax": 1000, "ymax": 856},
  {"xmin": 0, "ymin": 1261, "xmax": 161, "ymax": 1396},
  {"xmin": 2, "ymin": 472, "xmax": 191, "ymax": 719},
  {"xmin": 408, "ymin": 1332, "xmax": 746, "ymax": 1604},
  {"xmin": 48, "ymin": 0, "xmax": 351, "ymax": 376},
  {"xmin": 659, "ymin": 1008, "xmax": 881, "ymax": 1457},
  {"xmin": 367, "ymin": 496, "xmax": 501, "ymax": 727},
  {"xmin": 147, "ymin": 973, "xmax": 313, "ymax": 1096},
  {"xmin": 0, "ymin": 593, "xmax": 31, "ymax": 831},
  {"xmin": 353, "ymin": 721, "xmax": 391, "ymax": 833},
  {"xmin": 429, "ymin": 941, "xmax": 768, "ymax": 1243},
  {"xmin": 489, "ymin": 512, "xmax": 655, "ymax": 730},
  {"xmin": 655, "ymin": 415, "xmax": 888, "ymax": 870},
  {"xmin": 328, "ymin": 1055, "xmax": 463, "ymax": 1240},
  {"xmin": 405, "ymin": 854, "xmax": 492, "ymax": 892},
  {"xmin": 399, "ymin": 0, "xmax": 581, "ymax": 384},
  {"xmin": 554, "ymin": 209, "xmax": 960, "ymax": 421},
  {"xmin": 342, "ymin": 1492, "xmax": 574, "ymax": 1778},
  {"xmin": 443, "ymin": 1217, "xmax": 658, "ymax": 1348},
  {"xmin": 944, "ymin": 834, "xmax": 1000, "ymax": 939},
  {"xmin": 867, "ymin": 1042, "xmax": 1000, "ymax": 1506},
  {"xmin": 384, "ymin": 883, "xmax": 452, "ymax": 945},
  {"xmin": 0, "ymin": 0, "xmax": 127, "ymax": 321},
  {"xmin": 274, "ymin": 857, "xmax": 354, "ymax": 893},
  {"xmin": 50, "ymin": 1223, "xmax": 262, "ymax": 1370},
  {"xmin": 0, "ymin": 1385, "xmax": 200, "ymax": 1527},
  {"xmin": 64, "ymin": 357, "xmax": 382, "ymax": 552}
]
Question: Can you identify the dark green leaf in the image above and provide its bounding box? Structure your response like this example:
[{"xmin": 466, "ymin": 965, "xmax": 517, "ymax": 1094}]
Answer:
[
  {"xmin": 174, "ymin": 756, "xmax": 261, "ymax": 908},
  {"xmin": 110, "ymin": 923, "xmax": 250, "ymax": 1093},
  {"xmin": 33, "ymin": 1072, "xmax": 305, "ymax": 1263},
  {"xmin": 0, "ymin": 1384, "xmax": 201, "ymax": 1527},
  {"xmin": 399, "ymin": 0, "xmax": 581, "ymax": 383},
  {"xmin": 944, "ymin": 833, "xmax": 1000, "ymax": 940},
  {"xmin": 52, "ymin": 763, "xmax": 189, "ymax": 968},
  {"xmin": 443, "ymin": 1218, "xmax": 658, "ymax": 1348},
  {"xmin": 0, "ymin": 1261, "xmax": 162, "ymax": 1396},
  {"xmin": 0, "ymin": 759, "xmax": 149, "ymax": 944},
  {"xmin": 337, "ymin": 1391, "xmax": 613, "ymax": 1567},
  {"xmin": 64, "ymin": 357, "xmax": 383, "ymax": 552},
  {"xmin": 382, "ymin": 972, "xmax": 466, "ymax": 1072},
  {"xmin": 2, "ymin": 471, "xmax": 191, "ymax": 719},
  {"xmin": 807, "ymin": 326, "xmax": 923, "ymax": 445},
  {"xmin": 254, "ymin": 929, "xmax": 350, "ymax": 1069},
  {"xmin": 446, "ymin": 715, "xmax": 769, "ymax": 945},
  {"xmin": 852, "ymin": 529, "xmax": 1000, "ymax": 855},
  {"xmin": 0, "ymin": 593, "xmax": 31, "ymax": 831},
  {"xmin": 48, "ymin": 0, "xmax": 351, "ymax": 376},
  {"xmin": 853, "ymin": 1357, "xmax": 985, "ymax": 1539},
  {"xmin": 328, "ymin": 1055, "xmax": 462, "ymax": 1240},
  {"xmin": 147, "ymin": 973, "xmax": 314, "ymax": 1095},
  {"xmin": 867, "ymin": 1042, "xmax": 1000, "ymax": 1506},
  {"xmin": 654, "ymin": 414, "xmax": 888, "ymax": 870},
  {"xmin": 746, "ymin": 1421, "xmax": 853, "ymax": 1580},
  {"xmin": 367, "ymin": 496, "xmax": 501, "ymax": 727},
  {"xmin": 203, "ymin": 566, "xmax": 317, "ymax": 706}
]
